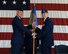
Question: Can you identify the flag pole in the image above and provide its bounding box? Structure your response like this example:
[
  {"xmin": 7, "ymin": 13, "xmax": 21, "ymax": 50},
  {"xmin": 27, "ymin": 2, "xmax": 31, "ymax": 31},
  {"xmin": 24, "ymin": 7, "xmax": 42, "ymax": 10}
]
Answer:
[
  {"xmin": 32, "ymin": 32, "xmax": 36, "ymax": 54},
  {"xmin": 33, "ymin": 3, "xmax": 36, "ymax": 54}
]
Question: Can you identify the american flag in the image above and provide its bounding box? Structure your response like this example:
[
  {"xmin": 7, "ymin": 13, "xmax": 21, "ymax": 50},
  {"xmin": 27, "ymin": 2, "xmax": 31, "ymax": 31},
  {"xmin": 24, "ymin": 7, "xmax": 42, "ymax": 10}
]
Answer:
[{"xmin": 0, "ymin": 0, "xmax": 68, "ymax": 54}]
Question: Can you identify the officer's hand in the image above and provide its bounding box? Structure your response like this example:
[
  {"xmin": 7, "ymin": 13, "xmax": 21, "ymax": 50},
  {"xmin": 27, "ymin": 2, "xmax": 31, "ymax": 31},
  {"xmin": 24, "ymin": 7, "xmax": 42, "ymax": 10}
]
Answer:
[
  {"xmin": 32, "ymin": 32, "xmax": 37, "ymax": 38},
  {"xmin": 32, "ymin": 32, "xmax": 37, "ymax": 36}
]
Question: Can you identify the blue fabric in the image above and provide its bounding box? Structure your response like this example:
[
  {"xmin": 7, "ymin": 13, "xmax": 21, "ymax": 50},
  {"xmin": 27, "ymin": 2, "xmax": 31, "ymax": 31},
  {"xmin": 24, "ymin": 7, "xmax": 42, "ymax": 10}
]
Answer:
[{"xmin": 33, "ymin": 6, "xmax": 38, "ymax": 26}]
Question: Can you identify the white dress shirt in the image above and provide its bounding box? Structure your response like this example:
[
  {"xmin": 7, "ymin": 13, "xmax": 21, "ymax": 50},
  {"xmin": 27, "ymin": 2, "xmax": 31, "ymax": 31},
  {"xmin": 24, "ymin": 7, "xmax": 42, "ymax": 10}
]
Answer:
[{"xmin": 44, "ymin": 17, "xmax": 47, "ymax": 22}]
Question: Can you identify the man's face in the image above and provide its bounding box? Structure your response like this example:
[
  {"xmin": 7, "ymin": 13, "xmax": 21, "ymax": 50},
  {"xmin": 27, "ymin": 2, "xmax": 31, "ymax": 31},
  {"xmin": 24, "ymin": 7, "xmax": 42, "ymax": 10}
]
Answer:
[
  {"xmin": 17, "ymin": 11, "xmax": 23, "ymax": 18},
  {"xmin": 42, "ymin": 13, "xmax": 48, "ymax": 19}
]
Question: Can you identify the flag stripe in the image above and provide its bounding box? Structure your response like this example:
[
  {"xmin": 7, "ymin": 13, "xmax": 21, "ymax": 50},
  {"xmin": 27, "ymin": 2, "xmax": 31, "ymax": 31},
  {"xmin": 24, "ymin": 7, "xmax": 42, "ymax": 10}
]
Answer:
[
  {"xmin": 0, "ymin": 40, "xmax": 68, "ymax": 48},
  {"xmin": 0, "ymin": 10, "xmax": 68, "ymax": 18},
  {"xmin": 23, "ymin": 10, "xmax": 68, "ymax": 18},
  {"xmin": 0, "ymin": 18, "xmax": 68, "ymax": 25},
  {"xmin": 30, "ymin": 0, "xmax": 68, "ymax": 4},
  {"xmin": 30, "ymin": 4, "xmax": 68, "ymax": 11},
  {"xmin": 0, "ymin": 48, "xmax": 11, "ymax": 54},
  {"xmin": 0, "ymin": 48, "xmax": 55, "ymax": 54},
  {"xmin": 0, "ymin": 25, "xmax": 68, "ymax": 33},
  {"xmin": 0, "ymin": 33, "xmax": 68, "ymax": 40}
]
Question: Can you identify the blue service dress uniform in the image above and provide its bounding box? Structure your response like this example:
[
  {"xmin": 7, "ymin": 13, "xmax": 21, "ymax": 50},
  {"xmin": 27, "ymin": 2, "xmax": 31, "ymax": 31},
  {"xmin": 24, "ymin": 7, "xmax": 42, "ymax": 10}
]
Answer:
[
  {"xmin": 11, "ymin": 16, "xmax": 32, "ymax": 54},
  {"xmin": 35, "ymin": 17, "xmax": 54, "ymax": 54}
]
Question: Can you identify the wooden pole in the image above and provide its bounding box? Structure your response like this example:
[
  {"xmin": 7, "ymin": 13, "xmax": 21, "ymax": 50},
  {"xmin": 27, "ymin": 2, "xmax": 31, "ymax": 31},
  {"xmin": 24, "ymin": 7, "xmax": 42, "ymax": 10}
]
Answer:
[{"xmin": 32, "ymin": 32, "xmax": 36, "ymax": 54}]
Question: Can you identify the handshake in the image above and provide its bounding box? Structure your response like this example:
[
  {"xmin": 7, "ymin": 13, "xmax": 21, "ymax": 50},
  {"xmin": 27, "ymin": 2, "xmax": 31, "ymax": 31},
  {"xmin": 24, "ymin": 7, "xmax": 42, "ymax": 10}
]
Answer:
[
  {"xmin": 31, "ymin": 22, "xmax": 37, "ymax": 38},
  {"xmin": 32, "ymin": 32, "xmax": 37, "ymax": 38}
]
